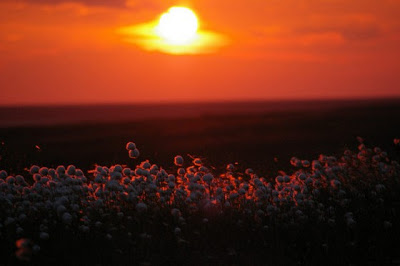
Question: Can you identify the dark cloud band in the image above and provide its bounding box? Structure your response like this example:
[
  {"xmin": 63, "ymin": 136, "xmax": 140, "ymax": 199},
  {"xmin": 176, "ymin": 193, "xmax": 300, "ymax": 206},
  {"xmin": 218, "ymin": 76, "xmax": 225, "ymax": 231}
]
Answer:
[{"xmin": 16, "ymin": 0, "xmax": 128, "ymax": 8}]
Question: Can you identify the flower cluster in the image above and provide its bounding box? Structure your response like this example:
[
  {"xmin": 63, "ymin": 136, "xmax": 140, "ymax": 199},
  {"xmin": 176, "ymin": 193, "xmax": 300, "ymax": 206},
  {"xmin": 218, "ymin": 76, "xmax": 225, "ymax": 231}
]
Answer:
[{"xmin": 0, "ymin": 139, "xmax": 399, "ymax": 263}]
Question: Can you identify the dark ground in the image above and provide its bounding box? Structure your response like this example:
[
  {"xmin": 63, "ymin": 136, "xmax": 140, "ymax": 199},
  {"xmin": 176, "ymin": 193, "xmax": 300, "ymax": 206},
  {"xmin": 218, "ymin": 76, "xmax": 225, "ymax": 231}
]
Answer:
[
  {"xmin": 0, "ymin": 99, "xmax": 400, "ymax": 177},
  {"xmin": 1, "ymin": 99, "xmax": 400, "ymax": 265}
]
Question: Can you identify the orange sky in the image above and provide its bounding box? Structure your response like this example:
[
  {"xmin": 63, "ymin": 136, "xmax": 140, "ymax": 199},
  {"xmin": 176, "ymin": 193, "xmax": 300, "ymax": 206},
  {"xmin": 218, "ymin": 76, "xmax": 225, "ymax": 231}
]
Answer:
[{"xmin": 0, "ymin": 0, "xmax": 399, "ymax": 105}]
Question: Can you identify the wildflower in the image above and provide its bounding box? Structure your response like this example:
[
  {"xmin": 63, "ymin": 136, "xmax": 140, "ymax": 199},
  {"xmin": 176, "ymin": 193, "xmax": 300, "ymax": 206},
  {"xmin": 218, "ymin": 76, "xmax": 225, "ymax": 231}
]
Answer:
[
  {"xmin": 67, "ymin": 165, "xmax": 76, "ymax": 175},
  {"xmin": 129, "ymin": 149, "xmax": 140, "ymax": 159},
  {"xmin": 171, "ymin": 208, "xmax": 181, "ymax": 217},
  {"xmin": 76, "ymin": 169, "xmax": 84, "ymax": 177},
  {"xmin": 168, "ymin": 181, "xmax": 175, "ymax": 189},
  {"xmin": 174, "ymin": 155, "xmax": 184, "ymax": 166},
  {"xmin": 15, "ymin": 238, "xmax": 32, "ymax": 261},
  {"xmin": 62, "ymin": 212, "xmax": 72, "ymax": 225},
  {"xmin": 136, "ymin": 202, "xmax": 147, "ymax": 212},
  {"xmin": 394, "ymin": 138, "xmax": 400, "ymax": 146},
  {"xmin": 32, "ymin": 245, "xmax": 40, "ymax": 253},
  {"xmin": 140, "ymin": 161, "xmax": 151, "ymax": 169},
  {"xmin": 245, "ymin": 168, "xmax": 254, "ymax": 175},
  {"xmin": 346, "ymin": 217, "xmax": 356, "ymax": 228},
  {"xmin": 283, "ymin": 175, "xmax": 291, "ymax": 183},
  {"xmin": 290, "ymin": 157, "xmax": 301, "ymax": 167},
  {"xmin": 4, "ymin": 217, "xmax": 15, "ymax": 226},
  {"xmin": 0, "ymin": 170, "xmax": 7, "ymax": 179},
  {"xmin": 384, "ymin": 221, "xmax": 392, "ymax": 229},
  {"xmin": 203, "ymin": 173, "xmax": 213, "ymax": 184},
  {"xmin": 174, "ymin": 227, "xmax": 181, "ymax": 235},
  {"xmin": 16, "ymin": 227, "xmax": 24, "ymax": 235},
  {"xmin": 376, "ymin": 184, "xmax": 385, "ymax": 193},
  {"xmin": 126, "ymin": 142, "xmax": 136, "ymax": 150},
  {"xmin": 6, "ymin": 176, "xmax": 15, "ymax": 184},
  {"xmin": 275, "ymin": 176, "xmax": 284, "ymax": 183},
  {"xmin": 56, "ymin": 165, "xmax": 66, "ymax": 174},
  {"xmin": 177, "ymin": 168, "xmax": 186, "ymax": 176},
  {"xmin": 193, "ymin": 158, "xmax": 202, "ymax": 166},
  {"xmin": 114, "ymin": 165, "xmax": 123, "ymax": 172},
  {"xmin": 39, "ymin": 167, "xmax": 49, "ymax": 176},
  {"xmin": 226, "ymin": 164, "xmax": 235, "ymax": 171},
  {"xmin": 331, "ymin": 179, "xmax": 341, "ymax": 189},
  {"xmin": 123, "ymin": 168, "xmax": 131, "ymax": 176},
  {"xmin": 40, "ymin": 232, "xmax": 49, "ymax": 240},
  {"xmin": 30, "ymin": 165, "xmax": 40, "ymax": 175}
]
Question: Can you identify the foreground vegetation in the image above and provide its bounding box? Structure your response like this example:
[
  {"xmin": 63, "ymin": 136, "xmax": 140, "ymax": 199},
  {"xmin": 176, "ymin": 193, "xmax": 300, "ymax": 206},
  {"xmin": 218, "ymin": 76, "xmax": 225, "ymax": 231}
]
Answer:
[{"xmin": 1, "ymin": 139, "xmax": 400, "ymax": 265}]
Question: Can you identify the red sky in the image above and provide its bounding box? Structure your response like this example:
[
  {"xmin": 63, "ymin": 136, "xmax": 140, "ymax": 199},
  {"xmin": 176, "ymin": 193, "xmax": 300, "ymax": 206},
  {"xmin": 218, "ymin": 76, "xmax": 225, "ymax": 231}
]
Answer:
[{"xmin": 0, "ymin": 0, "xmax": 399, "ymax": 105}]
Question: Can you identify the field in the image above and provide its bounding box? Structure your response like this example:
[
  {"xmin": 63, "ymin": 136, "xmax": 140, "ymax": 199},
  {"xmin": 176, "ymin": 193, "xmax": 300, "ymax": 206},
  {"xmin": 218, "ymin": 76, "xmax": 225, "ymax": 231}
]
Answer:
[{"xmin": 1, "ymin": 99, "xmax": 400, "ymax": 265}]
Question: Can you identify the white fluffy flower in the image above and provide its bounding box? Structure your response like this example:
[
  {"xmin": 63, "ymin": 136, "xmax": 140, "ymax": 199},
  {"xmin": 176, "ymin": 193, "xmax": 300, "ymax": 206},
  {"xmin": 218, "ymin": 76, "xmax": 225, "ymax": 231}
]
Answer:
[
  {"xmin": 6, "ymin": 176, "xmax": 15, "ymax": 184},
  {"xmin": 275, "ymin": 176, "xmax": 284, "ymax": 183},
  {"xmin": 114, "ymin": 165, "xmax": 123, "ymax": 172},
  {"xmin": 62, "ymin": 212, "xmax": 72, "ymax": 225},
  {"xmin": 174, "ymin": 227, "xmax": 181, "ymax": 235},
  {"xmin": 40, "ymin": 232, "xmax": 49, "ymax": 240},
  {"xmin": 140, "ymin": 161, "xmax": 151, "ymax": 169},
  {"xmin": 174, "ymin": 155, "xmax": 184, "ymax": 166},
  {"xmin": 203, "ymin": 173, "xmax": 213, "ymax": 184},
  {"xmin": 193, "ymin": 158, "xmax": 202, "ymax": 166},
  {"xmin": 56, "ymin": 165, "xmax": 65, "ymax": 174},
  {"xmin": 168, "ymin": 181, "xmax": 175, "ymax": 189},
  {"xmin": 30, "ymin": 165, "xmax": 40, "ymax": 175},
  {"xmin": 32, "ymin": 244, "xmax": 40, "ymax": 253},
  {"xmin": 129, "ymin": 148, "xmax": 140, "ymax": 159},
  {"xmin": 75, "ymin": 169, "xmax": 84, "ymax": 177},
  {"xmin": 384, "ymin": 220, "xmax": 392, "ymax": 229},
  {"xmin": 302, "ymin": 160, "xmax": 310, "ymax": 168},
  {"xmin": 136, "ymin": 202, "xmax": 147, "ymax": 212},
  {"xmin": 245, "ymin": 168, "xmax": 254, "ymax": 175},
  {"xmin": 16, "ymin": 227, "xmax": 24, "ymax": 235},
  {"xmin": 226, "ymin": 164, "xmax": 235, "ymax": 172},
  {"xmin": 177, "ymin": 168, "xmax": 186, "ymax": 176},
  {"xmin": 39, "ymin": 167, "xmax": 49, "ymax": 176},
  {"xmin": 4, "ymin": 217, "xmax": 15, "ymax": 226},
  {"xmin": 283, "ymin": 175, "xmax": 291, "ymax": 183},
  {"xmin": 0, "ymin": 170, "xmax": 7, "ymax": 179},
  {"xmin": 290, "ymin": 157, "xmax": 302, "ymax": 167},
  {"xmin": 126, "ymin": 142, "xmax": 136, "ymax": 150},
  {"xmin": 171, "ymin": 208, "xmax": 181, "ymax": 217},
  {"xmin": 66, "ymin": 165, "xmax": 76, "ymax": 175},
  {"xmin": 123, "ymin": 168, "xmax": 131, "ymax": 176}
]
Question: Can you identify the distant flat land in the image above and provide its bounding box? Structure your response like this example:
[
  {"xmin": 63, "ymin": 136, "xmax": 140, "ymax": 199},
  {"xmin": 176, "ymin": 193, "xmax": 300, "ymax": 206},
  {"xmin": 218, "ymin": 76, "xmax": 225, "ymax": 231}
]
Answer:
[{"xmin": 0, "ymin": 99, "xmax": 400, "ymax": 176}]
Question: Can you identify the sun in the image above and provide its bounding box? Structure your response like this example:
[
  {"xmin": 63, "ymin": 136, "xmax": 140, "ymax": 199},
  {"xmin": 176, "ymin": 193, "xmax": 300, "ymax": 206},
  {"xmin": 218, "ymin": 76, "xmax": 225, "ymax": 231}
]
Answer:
[
  {"xmin": 118, "ymin": 5, "xmax": 228, "ymax": 54},
  {"xmin": 156, "ymin": 6, "xmax": 199, "ymax": 45}
]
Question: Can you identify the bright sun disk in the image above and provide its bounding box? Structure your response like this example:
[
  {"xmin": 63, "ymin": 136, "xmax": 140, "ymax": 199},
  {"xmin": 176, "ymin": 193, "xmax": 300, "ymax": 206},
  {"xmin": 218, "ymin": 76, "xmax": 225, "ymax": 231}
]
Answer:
[{"xmin": 156, "ymin": 6, "xmax": 199, "ymax": 45}]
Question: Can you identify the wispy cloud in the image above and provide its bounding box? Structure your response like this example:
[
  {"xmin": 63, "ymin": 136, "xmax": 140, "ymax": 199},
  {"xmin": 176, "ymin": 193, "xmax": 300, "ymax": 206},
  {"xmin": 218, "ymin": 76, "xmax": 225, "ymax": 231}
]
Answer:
[{"xmin": 12, "ymin": 0, "xmax": 128, "ymax": 8}]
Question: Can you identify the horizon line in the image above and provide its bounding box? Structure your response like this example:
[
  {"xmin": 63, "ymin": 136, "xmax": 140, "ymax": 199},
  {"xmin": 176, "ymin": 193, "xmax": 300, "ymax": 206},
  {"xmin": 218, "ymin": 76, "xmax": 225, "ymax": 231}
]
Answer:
[{"xmin": 1, "ymin": 96, "xmax": 400, "ymax": 108}]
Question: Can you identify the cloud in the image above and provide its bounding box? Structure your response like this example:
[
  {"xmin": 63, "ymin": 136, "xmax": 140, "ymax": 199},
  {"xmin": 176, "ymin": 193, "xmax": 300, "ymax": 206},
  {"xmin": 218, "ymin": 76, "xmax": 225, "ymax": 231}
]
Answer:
[
  {"xmin": 294, "ymin": 23, "xmax": 383, "ymax": 42},
  {"xmin": 15, "ymin": 0, "xmax": 128, "ymax": 8},
  {"xmin": 118, "ymin": 20, "xmax": 229, "ymax": 55},
  {"xmin": 340, "ymin": 24, "xmax": 382, "ymax": 41},
  {"xmin": 11, "ymin": 0, "xmax": 170, "ymax": 10}
]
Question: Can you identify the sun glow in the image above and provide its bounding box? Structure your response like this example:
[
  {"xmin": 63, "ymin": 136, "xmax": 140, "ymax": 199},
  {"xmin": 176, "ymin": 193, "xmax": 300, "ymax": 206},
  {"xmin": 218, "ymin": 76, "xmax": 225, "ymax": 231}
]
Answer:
[
  {"xmin": 156, "ymin": 7, "xmax": 199, "ymax": 45},
  {"xmin": 118, "ymin": 6, "xmax": 228, "ymax": 55}
]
